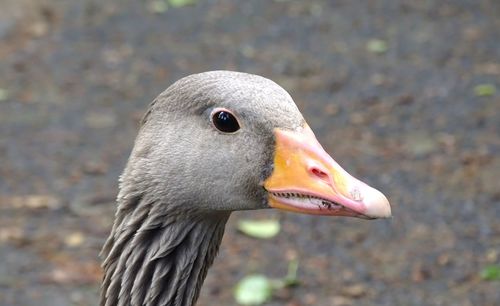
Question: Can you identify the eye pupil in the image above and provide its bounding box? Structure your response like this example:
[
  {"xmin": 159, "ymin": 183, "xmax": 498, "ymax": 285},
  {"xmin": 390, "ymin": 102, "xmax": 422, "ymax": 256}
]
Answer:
[{"xmin": 212, "ymin": 110, "xmax": 240, "ymax": 133}]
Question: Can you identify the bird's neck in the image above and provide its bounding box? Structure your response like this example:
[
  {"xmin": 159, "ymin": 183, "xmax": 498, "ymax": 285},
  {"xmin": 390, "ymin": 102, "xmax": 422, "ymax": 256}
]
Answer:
[{"xmin": 100, "ymin": 194, "xmax": 230, "ymax": 306}]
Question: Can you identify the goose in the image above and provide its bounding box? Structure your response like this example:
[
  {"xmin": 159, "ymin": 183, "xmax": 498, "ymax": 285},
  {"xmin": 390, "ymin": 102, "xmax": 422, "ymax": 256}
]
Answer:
[{"xmin": 100, "ymin": 71, "xmax": 391, "ymax": 306}]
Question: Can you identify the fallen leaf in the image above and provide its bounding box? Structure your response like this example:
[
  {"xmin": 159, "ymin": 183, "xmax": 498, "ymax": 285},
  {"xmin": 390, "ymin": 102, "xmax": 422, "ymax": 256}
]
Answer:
[
  {"xmin": 366, "ymin": 39, "xmax": 388, "ymax": 54},
  {"xmin": 473, "ymin": 84, "xmax": 496, "ymax": 97},
  {"xmin": 147, "ymin": 0, "xmax": 168, "ymax": 14},
  {"xmin": 237, "ymin": 219, "xmax": 280, "ymax": 239},
  {"xmin": 340, "ymin": 284, "xmax": 368, "ymax": 298},
  {"xmin": 234, "ymin": 274, "xmax": 273, "ymax": 305},
  {"xmin": 480, "ymin": 265, "xmax": 500, "ymax": 281},
  {"xmin": 168, "ymin": 0, "xmax": 198, "ymax": 7},
  {"xmin": 234, "ymin": 260, "xmax": 301, "ymax": 305},
  {"xmin": 0, "ymin": 88, "xmax": 9, "ymax": 101},
  {"xmin": 65, "ymin": 232, "xmax": 85, "ymax": 247}
]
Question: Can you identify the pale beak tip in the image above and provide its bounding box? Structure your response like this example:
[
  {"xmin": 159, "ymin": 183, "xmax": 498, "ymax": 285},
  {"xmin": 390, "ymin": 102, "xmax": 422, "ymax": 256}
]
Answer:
[{"xmin": 363, "ymin": 187, "xmax": 392, "ymax": 219}]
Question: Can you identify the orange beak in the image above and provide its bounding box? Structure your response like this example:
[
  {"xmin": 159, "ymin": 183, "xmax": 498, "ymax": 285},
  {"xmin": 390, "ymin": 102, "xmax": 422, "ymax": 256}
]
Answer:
[{"xmin": 263, "ymin": 125, "xmax": 391, "ymax": 219}]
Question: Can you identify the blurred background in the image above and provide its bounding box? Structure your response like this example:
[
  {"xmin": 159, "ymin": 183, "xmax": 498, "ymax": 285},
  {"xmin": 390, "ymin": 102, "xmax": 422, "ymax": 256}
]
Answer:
[{"xmin": 0, "ymin": 0, "xmax": 499, "ymax": 305}]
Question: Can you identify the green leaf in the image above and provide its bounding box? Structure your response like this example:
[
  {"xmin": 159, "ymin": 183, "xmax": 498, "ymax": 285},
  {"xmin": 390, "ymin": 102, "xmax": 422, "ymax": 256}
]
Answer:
[
  {"xmin": 474, "ymin": 84, "xmax": 496, "ymax": 97},
  {"xmin": 234, "ymin": 274, "xmax": 273, "ymax": 305},
  {"xmin": 237, "ymin": 219, "xmax": 280, "ymax": 239},
  {"xmin": 366, "ymin": 39, "xmax": 388, "ymax": 54},
  {"xmin": 269, "ymin": 259, "xmax": 300, "ymax": 289},
  {"xmin": 480, "ymin": 265, "xmax": 500, "ymax": 281},
  {"xmin": 234, "ymin": 260, "xmax": 301, "ymax": 305},
  {"xmin": 284, "ymin": 259, "xmax": 299, "ymax": 286},
  {"xmin": 168, "ymin": 0, "xmax": 198, "ymax": 7}
]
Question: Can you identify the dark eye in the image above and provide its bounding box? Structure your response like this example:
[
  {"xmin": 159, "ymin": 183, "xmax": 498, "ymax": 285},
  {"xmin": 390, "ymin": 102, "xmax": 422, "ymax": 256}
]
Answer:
[{"xmin": 211, "ymin": 109, "xmax": 240, "ymax": 133}]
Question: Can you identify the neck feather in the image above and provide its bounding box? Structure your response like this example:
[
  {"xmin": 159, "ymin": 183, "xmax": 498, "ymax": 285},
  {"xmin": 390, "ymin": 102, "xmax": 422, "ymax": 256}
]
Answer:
[{"xmin": 100, "ymin": 194, "xmax": 230, "ymax": 306}]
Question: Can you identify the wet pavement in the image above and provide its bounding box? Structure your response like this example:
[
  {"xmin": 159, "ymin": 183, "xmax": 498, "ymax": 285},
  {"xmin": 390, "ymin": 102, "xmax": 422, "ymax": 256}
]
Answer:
[{"xmin": 0, "ymin": 0, "xmax": 499, "ymax": 305}]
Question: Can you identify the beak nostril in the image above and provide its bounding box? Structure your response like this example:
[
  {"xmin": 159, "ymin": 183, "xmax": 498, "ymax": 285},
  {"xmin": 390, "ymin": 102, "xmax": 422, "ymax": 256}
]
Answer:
[{"xmin": 310, "ymin": 167, "xmax": 330, "ymax": 183}]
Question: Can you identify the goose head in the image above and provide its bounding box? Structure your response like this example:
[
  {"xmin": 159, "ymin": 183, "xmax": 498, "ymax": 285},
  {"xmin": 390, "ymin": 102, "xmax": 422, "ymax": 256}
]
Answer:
[{"xmin": 129, "ymin": 70, "xmax": 390, "ymax": 218}]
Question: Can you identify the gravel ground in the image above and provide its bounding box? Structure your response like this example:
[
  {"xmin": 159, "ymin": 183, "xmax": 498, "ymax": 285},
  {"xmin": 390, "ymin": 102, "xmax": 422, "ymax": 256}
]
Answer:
[{"xmin": 0, "ymin": 1, "xmax": 499, "ymax": 305}]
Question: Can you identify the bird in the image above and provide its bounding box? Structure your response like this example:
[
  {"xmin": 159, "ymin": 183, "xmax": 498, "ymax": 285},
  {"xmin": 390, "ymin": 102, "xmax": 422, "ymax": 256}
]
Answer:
[{"xmin": 100, "ymin": 71, "xmax": 391, "ymax": 306}]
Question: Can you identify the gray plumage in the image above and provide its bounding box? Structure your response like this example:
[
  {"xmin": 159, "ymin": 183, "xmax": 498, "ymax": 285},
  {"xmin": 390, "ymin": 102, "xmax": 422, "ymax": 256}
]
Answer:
[{"xmin": 101, "ymin": 71, "xmax": 306, "ymax": 306}]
